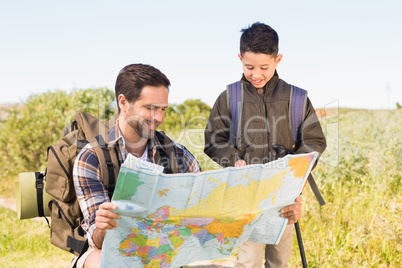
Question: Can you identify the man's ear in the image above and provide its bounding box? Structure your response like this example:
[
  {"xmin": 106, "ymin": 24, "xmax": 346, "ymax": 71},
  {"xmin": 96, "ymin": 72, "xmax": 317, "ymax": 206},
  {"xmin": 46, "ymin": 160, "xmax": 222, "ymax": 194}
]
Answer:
[{"xmin": 118, "ymin": 94, "xmax": 129, "ymax": 114}]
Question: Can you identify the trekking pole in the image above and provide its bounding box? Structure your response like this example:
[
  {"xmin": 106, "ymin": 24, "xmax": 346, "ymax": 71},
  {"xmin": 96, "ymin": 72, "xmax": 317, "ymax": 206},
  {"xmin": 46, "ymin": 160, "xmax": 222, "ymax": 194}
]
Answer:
[
  {"xmin": 295, "ymin": 221, "xmax": 307, "ymax": 268},
  {"xmin": 295, "ymin": 192, "xmax": 307, "ymax": 268}
]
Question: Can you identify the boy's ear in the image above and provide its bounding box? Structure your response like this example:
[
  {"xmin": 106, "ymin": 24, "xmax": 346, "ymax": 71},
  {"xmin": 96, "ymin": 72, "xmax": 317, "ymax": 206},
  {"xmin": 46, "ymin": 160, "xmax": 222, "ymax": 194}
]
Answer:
[
  {"xmin": 275, "ymin": 54, "xmax": 283, "ymax": 66},
  {"xmin": 238, "ymin": 53, "xmax": 243, "ymax": 62}
]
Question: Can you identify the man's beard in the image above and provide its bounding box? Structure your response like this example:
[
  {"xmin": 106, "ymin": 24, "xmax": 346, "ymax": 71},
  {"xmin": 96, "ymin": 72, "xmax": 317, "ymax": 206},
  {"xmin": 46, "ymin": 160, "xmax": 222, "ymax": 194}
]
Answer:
[{"xmin": 127, "ymin": 117, "xmax": 156, "ymax": 139}]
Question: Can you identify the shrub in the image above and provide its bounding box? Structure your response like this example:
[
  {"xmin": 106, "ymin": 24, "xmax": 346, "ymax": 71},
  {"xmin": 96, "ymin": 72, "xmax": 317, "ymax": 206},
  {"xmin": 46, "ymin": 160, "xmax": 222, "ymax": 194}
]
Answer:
[{"xmin": 0, "ymin": 88, "xmax": 116, "ymax": 179}]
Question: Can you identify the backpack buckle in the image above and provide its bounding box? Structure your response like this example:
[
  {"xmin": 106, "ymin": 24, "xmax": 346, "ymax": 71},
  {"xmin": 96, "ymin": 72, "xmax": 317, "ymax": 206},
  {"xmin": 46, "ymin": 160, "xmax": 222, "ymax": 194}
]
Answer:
[
  {"xmin": 36, "ymin": 181, "xmax": 44, "ymax": 189},
  {"xmin": 35, "ymin": 172, "xmax": 44, "ymax": 189},
  {"xmin": 106, "ymin": 163, "xmax": 115, "ymax": 170}
]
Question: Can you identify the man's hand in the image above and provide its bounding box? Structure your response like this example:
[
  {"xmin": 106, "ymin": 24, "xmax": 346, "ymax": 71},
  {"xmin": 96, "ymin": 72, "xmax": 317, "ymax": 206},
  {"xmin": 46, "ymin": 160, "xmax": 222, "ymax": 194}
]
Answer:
[
  {"xmin": 95, "ymin": 202, "xmax": 120, "ymax": 231},
  {"xmin": 234, "ymin": 159, "xmax": 247, "ymax": 167},
  {"xmin": 93, "ymin": 202, "xmax": 120, "ymax": 248},
  {"xmin": 281, "ymin": 196, "xmax": 302, "ymax": 225}
]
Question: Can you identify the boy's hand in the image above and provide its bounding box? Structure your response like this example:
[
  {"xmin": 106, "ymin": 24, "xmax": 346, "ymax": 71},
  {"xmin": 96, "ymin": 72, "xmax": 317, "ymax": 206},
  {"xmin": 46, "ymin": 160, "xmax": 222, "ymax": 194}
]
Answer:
[
  {"xmin": 281, "ymin": 196, "xmax": 302, "ymax": 225},
  {"xmin": 235, "ymin": 159, "xmax": 247, "ymax": 167}
]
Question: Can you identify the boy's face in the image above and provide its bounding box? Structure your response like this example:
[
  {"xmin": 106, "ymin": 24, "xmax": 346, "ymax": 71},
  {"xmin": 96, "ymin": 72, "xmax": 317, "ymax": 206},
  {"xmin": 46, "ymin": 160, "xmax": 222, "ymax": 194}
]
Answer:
[{"xmin": 239, "ymin": 52, "xmax": 282, "ymax": 89}]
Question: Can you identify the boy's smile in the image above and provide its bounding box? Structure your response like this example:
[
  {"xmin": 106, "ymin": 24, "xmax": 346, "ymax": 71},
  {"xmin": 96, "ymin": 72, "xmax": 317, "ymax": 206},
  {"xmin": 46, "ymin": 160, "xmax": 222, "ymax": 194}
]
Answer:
[{"xmin": 239, "ymin": 52, "xmax": 282, "ymax": 89}]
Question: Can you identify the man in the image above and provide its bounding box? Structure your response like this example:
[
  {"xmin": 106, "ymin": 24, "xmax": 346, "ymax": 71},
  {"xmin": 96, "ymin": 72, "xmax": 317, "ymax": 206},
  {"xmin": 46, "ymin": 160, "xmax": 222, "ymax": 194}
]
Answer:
[{"xmin": 73, "ymin": 64, "xmax": 201, "ymax": 268}]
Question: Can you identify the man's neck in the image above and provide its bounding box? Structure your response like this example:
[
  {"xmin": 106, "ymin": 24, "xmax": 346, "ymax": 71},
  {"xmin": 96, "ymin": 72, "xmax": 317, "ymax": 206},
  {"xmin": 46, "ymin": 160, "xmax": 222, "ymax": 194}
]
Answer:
[
  {"xmin": 118, "ymin": 115, "xmax": 149, "ymax": 158},
  {"xmin": 125, "ymin": 139, "xmax": 148, "ymax": 158}
]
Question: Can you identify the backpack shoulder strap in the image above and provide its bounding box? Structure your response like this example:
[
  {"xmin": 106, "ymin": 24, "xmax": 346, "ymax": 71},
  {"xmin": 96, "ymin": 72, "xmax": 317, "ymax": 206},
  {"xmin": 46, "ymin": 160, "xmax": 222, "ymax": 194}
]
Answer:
[
  {"xmin": 289, "ymin": 85, "xmax": 307, "ymax": 143},
  {"xmin": 226, "ymin": 81, "xmax": 243, "ymax": 147},
  {"xmin": 75, "ymin": 111, "xmax": 109, "ymax": 140},
  {"xmin": 289, "ymin": 85, "xmax": 326, "ymax": 206},
  {"xmin": 90, "ymin": 134, "xmax": 120, "ymax": 200},
  {"xmin": 154, "ymin": 131, "xmax": 178, "ymax": 174}
]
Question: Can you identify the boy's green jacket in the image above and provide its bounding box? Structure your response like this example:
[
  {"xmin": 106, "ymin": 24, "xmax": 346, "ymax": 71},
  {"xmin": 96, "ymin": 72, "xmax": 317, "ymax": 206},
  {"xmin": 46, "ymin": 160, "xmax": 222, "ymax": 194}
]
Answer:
[{"xmin": 204, "ymin": 72, "xmax": 327, "ymax": 167}]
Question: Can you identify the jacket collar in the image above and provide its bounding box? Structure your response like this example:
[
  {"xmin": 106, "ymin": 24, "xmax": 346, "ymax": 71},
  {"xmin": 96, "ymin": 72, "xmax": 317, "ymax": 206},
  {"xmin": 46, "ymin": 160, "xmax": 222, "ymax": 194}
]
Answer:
[{"xmin": 241, "ymin": 70, "xmax": 280, "ymax": 95}]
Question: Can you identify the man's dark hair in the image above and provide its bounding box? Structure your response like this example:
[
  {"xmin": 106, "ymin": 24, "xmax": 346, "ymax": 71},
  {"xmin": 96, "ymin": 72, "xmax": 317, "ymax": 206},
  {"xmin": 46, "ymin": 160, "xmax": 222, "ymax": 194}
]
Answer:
[
  {"xmin": 240, "ymin": 22, "xmax": 279, "ymax": 56},
  {"xmin": 115, "ymin": 63, "xmax": 171, "ymax": 113}
]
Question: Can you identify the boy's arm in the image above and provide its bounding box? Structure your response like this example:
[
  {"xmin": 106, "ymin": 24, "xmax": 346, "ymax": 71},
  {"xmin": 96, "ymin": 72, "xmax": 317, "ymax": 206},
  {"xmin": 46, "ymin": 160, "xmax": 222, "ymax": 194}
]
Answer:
[
  {"xmin": 296, "ymin": 98, "xmax": 327, "ymax": 156},
  {"xmin": 204, "ymin": 91, "xmax": 241, "ymax": 167},
  {"xmin": 296, "ymin": 98, "xmax": 327, "ymax": 205}
]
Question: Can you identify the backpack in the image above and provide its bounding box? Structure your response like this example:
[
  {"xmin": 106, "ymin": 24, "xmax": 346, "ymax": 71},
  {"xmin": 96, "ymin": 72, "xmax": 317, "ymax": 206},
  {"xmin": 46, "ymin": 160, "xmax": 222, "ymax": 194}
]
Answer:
[
  {"xmin": 40, "ymin": 111, "xmax": 179, "ymax": 258},
  {"xmin": 226, "ymin": 81, "xmax": 326, "ymax": 206},
  {"xmin": 45, "ymin": 111, "xmax": 120, "ymax": 256}
]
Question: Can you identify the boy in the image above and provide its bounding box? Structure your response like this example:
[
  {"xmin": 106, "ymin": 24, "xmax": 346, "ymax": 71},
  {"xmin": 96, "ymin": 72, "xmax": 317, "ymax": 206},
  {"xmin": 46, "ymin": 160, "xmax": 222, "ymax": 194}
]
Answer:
[{"xmin": 204, "ymin": 22, "xmax": 326, "ymax": 267}]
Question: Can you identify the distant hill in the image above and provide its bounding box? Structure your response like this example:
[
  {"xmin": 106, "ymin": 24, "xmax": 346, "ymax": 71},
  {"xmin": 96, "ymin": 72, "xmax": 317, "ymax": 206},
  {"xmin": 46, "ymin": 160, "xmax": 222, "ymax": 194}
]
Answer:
[{"xmin": 315, "ymin": 107, "xmax": 397, "ymax": 119}]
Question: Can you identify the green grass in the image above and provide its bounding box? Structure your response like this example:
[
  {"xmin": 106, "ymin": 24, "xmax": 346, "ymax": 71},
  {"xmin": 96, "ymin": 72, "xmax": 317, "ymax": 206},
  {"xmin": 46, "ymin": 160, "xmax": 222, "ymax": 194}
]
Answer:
[
  {"xmin": 1, "ymin": 175, "xmax": 15, "ymax": 200},
  {"xmin": 0, "ymin": 207, "xmax": 72, "ymax": 268},
  {"xmin": 287, "ymin": 109, "xmax": 402, "ymax": 267},
  {"xmin": 1, "ymin": 108, "xmax": 401, "ymax": 267}
]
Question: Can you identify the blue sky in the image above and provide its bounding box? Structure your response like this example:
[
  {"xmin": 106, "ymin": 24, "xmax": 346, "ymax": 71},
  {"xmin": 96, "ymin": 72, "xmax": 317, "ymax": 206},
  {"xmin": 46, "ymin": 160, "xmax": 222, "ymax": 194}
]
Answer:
[{"xmin": 1, "ymin": 0, "xmax": 401, "ymax": 109}]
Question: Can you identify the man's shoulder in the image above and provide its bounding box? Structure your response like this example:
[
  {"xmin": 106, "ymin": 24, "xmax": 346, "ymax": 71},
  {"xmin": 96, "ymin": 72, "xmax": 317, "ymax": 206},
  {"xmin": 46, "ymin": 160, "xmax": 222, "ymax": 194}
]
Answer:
[
  {"xmin": 154, "ymin": 130, "xmax": 200, "ymax": 172},
  {"xmin": 155, "ymin": 131, "xmax": 185, "ymax": 151},
  {"xmin": 75, "ymin": 143, "xmax": 100, "ymax": 167}
]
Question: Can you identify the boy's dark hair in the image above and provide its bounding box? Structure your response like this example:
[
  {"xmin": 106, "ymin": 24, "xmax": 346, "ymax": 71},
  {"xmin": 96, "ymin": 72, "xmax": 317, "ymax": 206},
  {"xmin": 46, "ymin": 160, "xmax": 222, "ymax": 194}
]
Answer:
[
  {"xmin": 115, "ymin": 63, "xmax": 171, "ymax": 113},
  {"xmin": 240, "ymin": 22, "xmax": 279, "ymax": 56}
]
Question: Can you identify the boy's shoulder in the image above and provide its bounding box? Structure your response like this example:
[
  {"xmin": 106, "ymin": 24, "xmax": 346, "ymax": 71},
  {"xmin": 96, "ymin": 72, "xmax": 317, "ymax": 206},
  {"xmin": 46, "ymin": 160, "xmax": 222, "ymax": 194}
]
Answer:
[
  {"xmin": 226, "ymin": 78, "xmax": 297, "ymax": 92},
  {"xmin": 215, "ymin": 78, "xmax": 309, "ymax": 111}
]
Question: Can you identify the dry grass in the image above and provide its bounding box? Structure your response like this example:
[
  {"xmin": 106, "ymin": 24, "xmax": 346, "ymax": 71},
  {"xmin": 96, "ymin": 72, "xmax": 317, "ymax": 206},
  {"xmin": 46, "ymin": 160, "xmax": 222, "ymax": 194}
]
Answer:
[
  {"xmin": 287, "ymin": 109, "xmax": 402, "ymax": 267},
  {"xmin": 1, "ymin": 108, "xmax": 401, "ymax": 267}
]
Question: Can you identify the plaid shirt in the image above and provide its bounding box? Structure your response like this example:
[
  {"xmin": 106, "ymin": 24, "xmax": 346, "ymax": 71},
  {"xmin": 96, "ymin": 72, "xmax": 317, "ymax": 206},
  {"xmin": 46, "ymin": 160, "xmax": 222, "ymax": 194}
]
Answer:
[{"xmin": 73, "ymin": 119, "xmax": 201, "ymax": 247}]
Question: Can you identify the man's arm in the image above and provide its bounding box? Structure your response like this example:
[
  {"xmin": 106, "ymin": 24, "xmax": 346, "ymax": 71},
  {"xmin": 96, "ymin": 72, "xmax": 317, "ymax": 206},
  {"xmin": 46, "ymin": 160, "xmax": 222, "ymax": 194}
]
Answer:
[
  {"xmin": 204, "ymin": 91, "xmax": 241, "ymax": 167},
  {"xmin": 171, "ymin": 140, "xmax": 202, "ymax": 174},
  {"xmin": 73, "ymin": 145, "xmax": 118, "ymax": 248},
  {"xmin": 92, "ymin": 202, "xmax": 120, "ymax": 248}
]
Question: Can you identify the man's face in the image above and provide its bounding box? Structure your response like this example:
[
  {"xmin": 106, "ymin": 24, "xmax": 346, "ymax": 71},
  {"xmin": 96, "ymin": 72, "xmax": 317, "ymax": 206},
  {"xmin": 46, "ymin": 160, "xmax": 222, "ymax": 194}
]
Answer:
[
  {"xmin": 125, "ymin": 86, "xmax": 169, "ymax": 139},
  {"xmin": 239, "ymin": 52, "xmax": 282, "ymax": 89}
]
